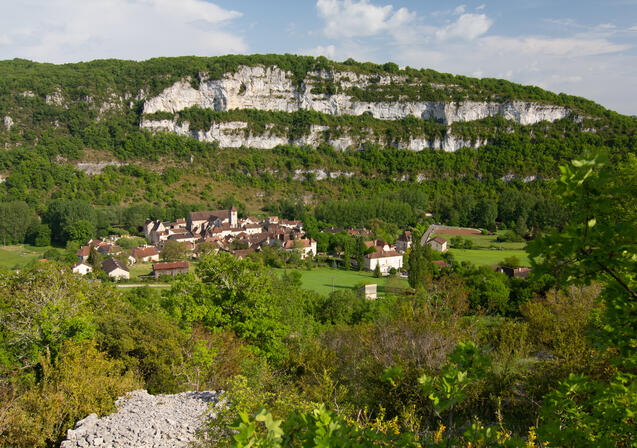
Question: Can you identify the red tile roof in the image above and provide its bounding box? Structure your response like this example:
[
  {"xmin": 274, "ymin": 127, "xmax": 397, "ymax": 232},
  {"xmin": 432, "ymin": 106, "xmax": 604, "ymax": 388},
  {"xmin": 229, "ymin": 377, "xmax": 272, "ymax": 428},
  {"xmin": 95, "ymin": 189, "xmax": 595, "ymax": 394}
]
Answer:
[
  {"xmin": 132, "ymin": 246, "xmax": 159, "ymax": 258},
  {"xmin": 152, "ymin": 261, "xmax": 189, "ymax": 271},
  {"xmin": 366, "ymin": 250, "xmax": 402, "ymax": 259}
]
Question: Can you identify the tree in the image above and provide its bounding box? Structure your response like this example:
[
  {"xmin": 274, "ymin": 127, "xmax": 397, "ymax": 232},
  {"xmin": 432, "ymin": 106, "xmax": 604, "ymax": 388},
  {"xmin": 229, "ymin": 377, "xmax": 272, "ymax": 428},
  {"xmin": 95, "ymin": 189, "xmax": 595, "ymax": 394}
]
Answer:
[
  {"xmin": 44, "ymin": 199, "xmax": 97, "ymax": 244},
  {"xmin": 373, "ymin": 263, "xmax": 381, "ymax": 278},
  {"xmin": 464, "ymin": 266, "xmax": 510, "ymax": 314},
  {"xmin": 0, "ymin": 201, "xmax": 37, "ymax": 245},
  {"xmin": 64, "ymin": 219, "xmax": 96, "ymax": 244},
  {"xmin": 32, "ymin": 224, "xmax": 51, "ymax": 247},
  {"xmin": 163, "ymin": 253, "xmax": 288, "ymax": 360},
  {"xmin": 528, "ymin": 152, "xmax": 637, "ymax": 446},
  {"xmin": 161, "ymin": 240, "xmax": 189, "ymax": 261},
  {"xmin": 408, "ymin": 237, "xmax": 434, "ymax": 289},
  {"xmin": 499, "ymin": 256, "xmax": 521, "ymax": 269}
]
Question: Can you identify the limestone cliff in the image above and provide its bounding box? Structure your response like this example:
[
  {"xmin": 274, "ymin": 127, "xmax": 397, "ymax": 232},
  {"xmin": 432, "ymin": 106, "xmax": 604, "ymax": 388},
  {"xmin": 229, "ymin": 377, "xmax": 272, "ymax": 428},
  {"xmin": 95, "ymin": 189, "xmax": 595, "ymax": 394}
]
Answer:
[{"xmin": 140, "ymin": 65, "xmax": 569, "ymax": 151}]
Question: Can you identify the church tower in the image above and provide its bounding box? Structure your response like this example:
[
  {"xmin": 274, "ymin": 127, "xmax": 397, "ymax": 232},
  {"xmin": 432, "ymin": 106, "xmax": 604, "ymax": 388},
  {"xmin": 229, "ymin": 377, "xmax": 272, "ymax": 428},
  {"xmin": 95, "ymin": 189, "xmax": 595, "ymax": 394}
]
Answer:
[{"xmin": 230, "ymin": 205, "xmax": 238, "ymax": 227}]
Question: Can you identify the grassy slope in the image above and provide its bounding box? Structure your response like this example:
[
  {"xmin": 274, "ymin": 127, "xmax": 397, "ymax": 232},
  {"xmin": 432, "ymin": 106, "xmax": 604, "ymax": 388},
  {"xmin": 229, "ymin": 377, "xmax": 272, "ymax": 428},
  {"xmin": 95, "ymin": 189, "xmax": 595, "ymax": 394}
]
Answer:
[
  {"xmin": 0, "ymin": 245, "xmax": 50, "ymax": 269},
  {"xmin": 275, "ymin": 267, "xmax": 408, "ymax": 296}
]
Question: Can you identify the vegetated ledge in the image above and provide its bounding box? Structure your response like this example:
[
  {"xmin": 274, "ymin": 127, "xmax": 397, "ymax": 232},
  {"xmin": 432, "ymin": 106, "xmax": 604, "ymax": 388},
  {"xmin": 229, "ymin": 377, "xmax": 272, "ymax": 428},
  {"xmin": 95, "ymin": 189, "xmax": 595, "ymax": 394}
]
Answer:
[
  {"xmin": 140, "ymin": 107, "xmax": 591, "ymax": 152},
  {"xmin": 141, "ymin": 65, "xmax": 573, "ymax": 127}
]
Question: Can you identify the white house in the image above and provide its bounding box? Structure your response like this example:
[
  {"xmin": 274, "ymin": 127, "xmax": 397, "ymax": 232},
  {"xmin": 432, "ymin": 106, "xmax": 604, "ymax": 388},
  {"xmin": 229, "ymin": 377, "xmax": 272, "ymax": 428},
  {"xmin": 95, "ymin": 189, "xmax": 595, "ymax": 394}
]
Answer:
[
  {"xmin": 364, "ymin": 250, "xmax": 403, "ymax": 274},
  {"xmin": 101, "ymin": 258, "xmax": 130, "ymax": 281},
  {"xmin": 427, "ymin": 237, "xmax": 448, "ymax": 253},
  {"xmin": 283, "ymin": 238, "xmax": 316, "ymax": 259},
  {"xmin": 72, "ymin": 262, "xmax": 93, "ymax": 276}
]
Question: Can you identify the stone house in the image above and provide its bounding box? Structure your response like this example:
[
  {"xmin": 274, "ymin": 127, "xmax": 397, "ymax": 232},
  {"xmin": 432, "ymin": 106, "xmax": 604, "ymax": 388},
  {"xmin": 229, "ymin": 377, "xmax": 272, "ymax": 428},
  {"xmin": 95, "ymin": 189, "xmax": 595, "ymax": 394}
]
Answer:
[
  {"xmin": 283, "ymin": 238, "xmax": 316, "ymax": 259},
  {"xmin": 131, "ymin": 246, "xmax": 160, "ymax": 263},
  {"xmin": 359, "ymin": 284, "xmax": 378, "ymax": 300},
  {"xmin": 364, "ymin": 250, "xmax": 403, "ymax": 274},
  {"xmin": 72, "ymin": 262, "xmax": 93, "ymax": 276},
  {"xmin": 427, "ymin": 237, "xmax": 448, "ymax": 253},
  {"xmin": 101, "ymin": 257, "xmax": 130, "ymax": 281},
  {"xmin": 152, "ymin": 261, "xmax": 190, "ymax": 279},
  {"xmin": 395, "ymin": 231, "xmax": 412, "ymax": 253},
  {"xmin": 496, "ymin": 266, "xmax": 531, "ymax": 278},
  {"xmin": 187, "ymin": 206, "xmax": 238, "ymax": 235}
]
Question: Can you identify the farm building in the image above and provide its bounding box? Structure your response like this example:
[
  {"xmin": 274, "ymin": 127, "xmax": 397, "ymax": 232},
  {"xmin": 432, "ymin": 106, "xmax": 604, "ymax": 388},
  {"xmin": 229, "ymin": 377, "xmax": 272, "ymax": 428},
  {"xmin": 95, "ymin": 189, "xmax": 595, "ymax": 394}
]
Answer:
[{"xmin": 152, "ymin": 261, "xmax": 190, "ymax": 278}]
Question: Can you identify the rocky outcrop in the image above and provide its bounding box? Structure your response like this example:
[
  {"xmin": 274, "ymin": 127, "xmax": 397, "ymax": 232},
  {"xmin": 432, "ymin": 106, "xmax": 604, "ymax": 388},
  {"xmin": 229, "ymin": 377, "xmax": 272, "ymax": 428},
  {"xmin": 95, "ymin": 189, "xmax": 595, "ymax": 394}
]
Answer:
[
  {"xmin": 142, "ymin": 65, "xmax": 570, "ymax": 126},
  {"xmin": 76, "ymin": 161, "xmax": 124, "ymax": 175},
  {"xmin": 2, "ymin": 116, "xmax": 13, "ymax": 130},
  {"xmin": 45, "ymin": 88, "xmax": 65, "ymax": 107},
  {"xmin": 60, "ymin": 389, "xmax": 223, "ymax": 448},
  {"xmin": 140, "ymin": 65, "xmax": 570, "ymax": 151},
  {"xmin": 141, "ymin": 118, "xmax": 484, "ymax": 152}
]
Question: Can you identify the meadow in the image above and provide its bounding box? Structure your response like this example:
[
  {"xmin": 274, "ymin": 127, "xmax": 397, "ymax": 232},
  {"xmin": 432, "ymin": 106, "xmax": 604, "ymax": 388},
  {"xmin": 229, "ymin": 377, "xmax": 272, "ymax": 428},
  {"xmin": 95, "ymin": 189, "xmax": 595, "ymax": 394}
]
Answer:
[
  {"xmin": 274, "ymin": 267, "xmax": 408, "ymax": 296},
  {"xmin": 448, "ymin": 248, "xmax": 531, "ymax": 266},
  {"xmin": 0, "ymin": 245, "xmax": 50, "ymax": 269}
]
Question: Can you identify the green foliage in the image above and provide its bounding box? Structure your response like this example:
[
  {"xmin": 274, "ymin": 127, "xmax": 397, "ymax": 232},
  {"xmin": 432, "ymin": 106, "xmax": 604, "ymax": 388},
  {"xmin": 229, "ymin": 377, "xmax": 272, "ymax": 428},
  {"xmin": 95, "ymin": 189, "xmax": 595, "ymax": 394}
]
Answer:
[
  {"xmin": 0, "ymin": 263, "xmax": 102, "ymax": 368},
  {"xmin": 539, "ymin": 372, "xmax": 636, "ymax": 447},
  {"xmin": 64, "ymin": 218, "xmax": 96, "ymax": 243},
  {"xmin": 528, "ymin": 151, "xmax": 637, "ymax": 364},
  {"xmin": 0, "ymin": 340, "xmax": 139, "ymax": 448},
  {"xmin": 160, "ymin": 240, "xmax": 189, "ymax": 260},
  {"xmin": 31, "ymin": 223, "xmax": 51, "ymax": 246},
  {"xmin": 43, "ymin": 199, "xmax": 97, "ymax": 244},
  {"xmin": 163, "ymin": 253, "xmax": 289, "ymax": 360},
  {"xmin": 0, "ymin": 201, "xmax": 38, "ymax": 245}
]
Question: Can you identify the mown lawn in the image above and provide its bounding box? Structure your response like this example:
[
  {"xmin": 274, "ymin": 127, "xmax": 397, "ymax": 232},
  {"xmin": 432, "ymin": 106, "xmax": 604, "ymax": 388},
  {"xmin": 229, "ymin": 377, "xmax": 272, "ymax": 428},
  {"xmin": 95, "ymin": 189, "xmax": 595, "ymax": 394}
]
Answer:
[
  {"xmin": 275, "ymin": 267, "xmax": 408, "ymax": 296},
  {"xmin": 448, "ymin": 248, "xmax": 531, "ymax": 267},
  {"xmin": 0, "ymin": 245, "xmax": 51, "ymax": 269},
  {"xmin": 433, "ymin": 231, "xmax": 526, "ymax": 250}
]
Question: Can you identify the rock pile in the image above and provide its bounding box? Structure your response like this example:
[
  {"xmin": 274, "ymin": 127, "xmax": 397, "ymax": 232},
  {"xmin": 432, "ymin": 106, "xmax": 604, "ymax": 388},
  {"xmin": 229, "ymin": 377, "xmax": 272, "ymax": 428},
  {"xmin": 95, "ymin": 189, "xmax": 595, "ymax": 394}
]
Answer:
[{"xmin": 60, "ymin": 389, "xmax": 223, "ymax": 448}]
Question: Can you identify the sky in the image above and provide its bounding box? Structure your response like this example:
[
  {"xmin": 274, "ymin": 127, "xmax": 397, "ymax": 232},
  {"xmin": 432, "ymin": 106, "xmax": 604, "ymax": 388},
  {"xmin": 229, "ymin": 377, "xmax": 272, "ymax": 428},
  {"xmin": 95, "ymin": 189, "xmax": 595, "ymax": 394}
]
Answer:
[{"xmin": 1, "ymin": 0, "xmax": 636, "ymax": 115}]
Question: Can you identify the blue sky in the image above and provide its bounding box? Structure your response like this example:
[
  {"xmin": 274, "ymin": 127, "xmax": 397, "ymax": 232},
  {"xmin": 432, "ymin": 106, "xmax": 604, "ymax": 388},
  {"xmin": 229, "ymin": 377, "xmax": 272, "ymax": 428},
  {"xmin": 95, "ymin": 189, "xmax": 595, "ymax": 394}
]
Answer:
[{"xmin": 1, "ymin": 0, "xmax": 636, "ymax": 114}]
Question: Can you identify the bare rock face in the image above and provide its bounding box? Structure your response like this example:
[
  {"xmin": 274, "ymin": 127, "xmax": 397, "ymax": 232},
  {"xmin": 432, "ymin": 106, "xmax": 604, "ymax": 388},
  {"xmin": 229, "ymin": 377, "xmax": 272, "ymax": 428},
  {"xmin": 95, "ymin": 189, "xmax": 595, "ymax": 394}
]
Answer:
[
  {"xmin": 140, "ymin": 65, "xmax": 570, "ymax": 151},
  {"xmin": 59, "ymin": 389, "xmax": 223, "ymax": 448},
  {"xmin": 75, "ymin": 161, "xmax": 124, "ymax": 175},
  {"xmin": 141, "ymin": 118, "xmax": 484, "ymax": 152},
  {"xmin": 3, "ymin": 116, "xmax": 13, "ymax": 130},
  {"xmin": 142, "ymin": 65, "xmax": 570, "ymax": 126}
]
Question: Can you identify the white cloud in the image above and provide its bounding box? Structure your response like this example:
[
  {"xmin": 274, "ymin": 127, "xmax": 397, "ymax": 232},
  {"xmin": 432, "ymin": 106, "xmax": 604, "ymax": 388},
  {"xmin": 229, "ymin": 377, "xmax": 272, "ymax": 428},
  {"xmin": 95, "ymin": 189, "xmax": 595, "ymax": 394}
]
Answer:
[
  {"xmin": 453, "ymin": 5, "xmax": 466, "ymax": 15},
  {"xmin": 315, "ymin": 0, "xmax": 415, "ymax": 38},
  {"xmin": 303, "ymin": 44, "xmax": 337, "ymax": 59},
  {"xmin": 479, "ymin": 35, "xmax": 630, "ymax": 57},
  {"xmin": 435, "ymin": 13, "xmax": 493, "ymax": 41},
  {"xmin": 0, "ymin": 0, "xmax": 246, "ymax": 62}
]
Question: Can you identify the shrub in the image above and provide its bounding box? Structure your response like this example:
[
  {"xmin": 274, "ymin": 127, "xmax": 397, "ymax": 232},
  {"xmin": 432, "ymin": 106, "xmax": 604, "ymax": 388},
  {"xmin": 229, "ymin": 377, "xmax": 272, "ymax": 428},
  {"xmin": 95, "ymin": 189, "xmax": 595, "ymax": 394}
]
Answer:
[{"xmin": 0, "ymin": 341, "xmax": 139, "ymax": 448}]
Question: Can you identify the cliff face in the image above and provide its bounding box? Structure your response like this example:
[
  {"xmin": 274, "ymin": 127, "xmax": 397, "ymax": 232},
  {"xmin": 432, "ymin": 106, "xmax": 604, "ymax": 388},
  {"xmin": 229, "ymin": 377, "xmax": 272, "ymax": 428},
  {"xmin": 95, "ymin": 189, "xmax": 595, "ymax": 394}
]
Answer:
[
  {"xmin": 140, "ymin": 119, "xmax": 486, "ymax": 152},
  {"xmin": 140, "ymin": 65, "xmax": 569, "ymax": 151},
  {"xmin": 142, "ymin": 66, "xmax": 569, "ymax": 125}
]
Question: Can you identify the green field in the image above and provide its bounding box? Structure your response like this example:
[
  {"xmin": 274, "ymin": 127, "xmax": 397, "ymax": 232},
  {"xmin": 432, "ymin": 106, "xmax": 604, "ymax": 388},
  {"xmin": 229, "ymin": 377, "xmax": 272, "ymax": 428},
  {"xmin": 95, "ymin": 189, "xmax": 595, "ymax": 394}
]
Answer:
[
  {"xmin": 275, "ymin": 267, "xmax": 408, "ymax": 296},
  {"xmin": 432, "ymin": 231, "xmax": 526, "ymax": 250},
  {"xmin": 128, "ymin": 262, "xmax": 154, "ymax": 280},
  {"xmin": 0, "ymin": 245, "xmax": 50, "ymax": 269},
  {"xmin": 448, "ymin": 248, "xmax": 530, "ymax": 267}
]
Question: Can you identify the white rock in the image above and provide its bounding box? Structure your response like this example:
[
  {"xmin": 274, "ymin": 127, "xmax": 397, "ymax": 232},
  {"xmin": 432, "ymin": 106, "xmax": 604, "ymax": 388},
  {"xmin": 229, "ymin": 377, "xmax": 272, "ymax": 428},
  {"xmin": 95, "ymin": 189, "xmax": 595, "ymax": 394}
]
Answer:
[
  {"xmin": 3, "ymin": 116, "xmax": 13, "ymax": 130},
  {"xmin": 142, "ymin": 65, "xmax": 570, "ymax": 126}
]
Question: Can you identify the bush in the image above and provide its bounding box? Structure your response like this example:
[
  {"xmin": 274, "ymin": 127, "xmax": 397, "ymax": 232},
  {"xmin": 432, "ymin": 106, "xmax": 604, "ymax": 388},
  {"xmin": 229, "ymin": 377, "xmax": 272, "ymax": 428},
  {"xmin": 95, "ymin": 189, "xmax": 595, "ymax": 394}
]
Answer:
[
  {"xmin": 0, "ymin": 341, "xmax": 139, "ymax": 448},
  {"xmin": 496, "ymin": 230, "xmax": 523, "ymax": 243}
]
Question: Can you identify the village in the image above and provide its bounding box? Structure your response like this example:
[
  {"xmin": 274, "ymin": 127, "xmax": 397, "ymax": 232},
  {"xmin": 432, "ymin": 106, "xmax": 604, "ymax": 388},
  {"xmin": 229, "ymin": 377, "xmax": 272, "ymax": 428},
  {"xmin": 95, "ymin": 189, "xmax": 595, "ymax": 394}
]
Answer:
[{"xmin": 69, "ymin": 205, "xmax": 483, "ymax": 282}]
